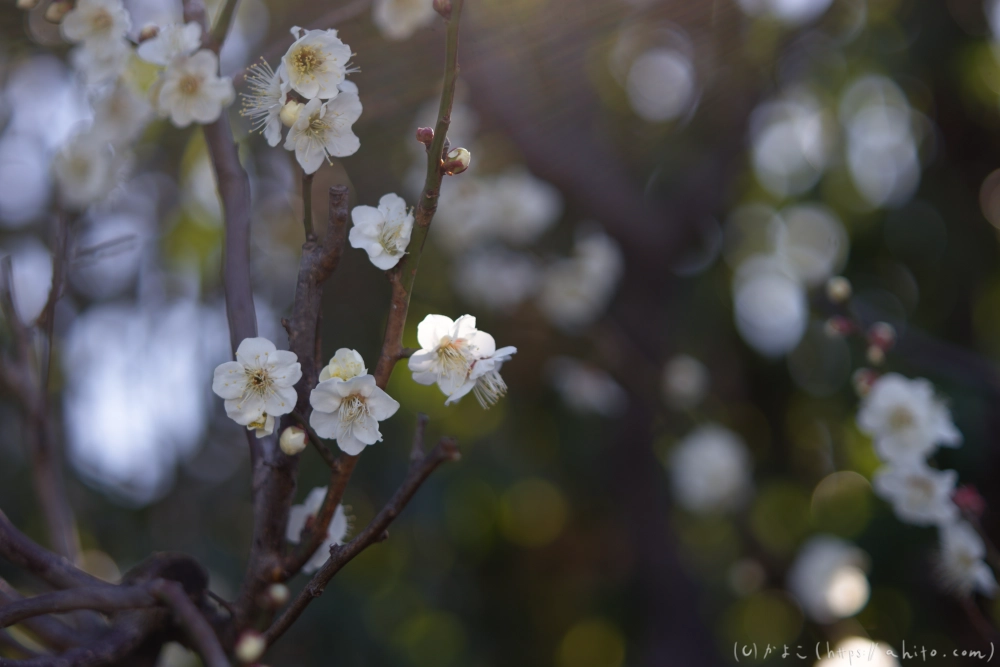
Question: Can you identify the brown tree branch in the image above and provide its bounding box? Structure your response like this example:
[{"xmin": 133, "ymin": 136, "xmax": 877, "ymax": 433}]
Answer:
[
  {"xmin": 0, "ymin": 586, "xmax": 154, "ymax": 630},
  {"xmin": 149, "ymin": 581, "xmax": 229, "ymax": 667},
  {"xmin": 262, "ymin": 436, "xmax": 460, "ymax": 647},
  {"xmin": 0, "ymin": 579, "xmax": 85, "ymax": 651},
  {"xmin": 0, "ymin": 511, "xmax": 106, "ymax": 591}
]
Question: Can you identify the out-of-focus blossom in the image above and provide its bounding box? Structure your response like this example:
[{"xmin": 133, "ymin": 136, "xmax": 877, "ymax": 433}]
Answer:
[
  {"xmin": 240, "ymin": 58, "xmax": 286, "ymax": 147},
  {"xmin": 61, "ymin": 0, "xmax": 131, "ymax": 50},
  {"xmin": 286, "ymin": 487, "xmax": 350, "ymax": 574},
  {"xmin": 53, "ymin": 135, "xmax": 128, "ymax": 210},
  {"xmin": 625, "ymin": 47, "xmax": 697, "ymax": 123},
  {"xmin": 732, "ymin": 259, "xmax": 807, "ymax": 357},
  {"xmin": 787, "ymin": 536, "xmax": 870, "ymax": 623},
  {"xmin": 488, "ymin": 168, "xmax": 563, "ymax": 245},
  {"xmin": 136, "ymin": 22, "xmax": 201, "ymax": 65},
  {"xmin": 814, "ymin": 638, "xmax": 900, "ymax": 667},
  {"xmin": 155, "ymin": 50, "xmax": 235, "ymax": 127},
  {"xmin": 0, "ymin": 135, "xmax": 53, "ymax": 226},
  {"xmin": 662, "ymin": 354, "xmax": 709, "ymax": 410},
  {"xmin": 857, "ymin": 373, "xmax": 961, "ymax": 463},
  {"xmin": 319, "ymin": 348, "xmax": 367, "ymax": 382},
  {"xmin": 537, "ymin": 228, "xmax": 623, "ymax": 331},
  {"xmin": 1, "ymin": 238, "xmax": 53, "ymax": 324},
  {"xmin": 750, "ymin": 91, "xmax": 832, "ymax": 198},
  {"xmin": 453, "ymin": 247, "xmax": 540, "ymax": 313},
  {"xmin": 212, "ymin": 337, "xmax": 301, "ymax": 433},
  {"xmin": 70, "ymin": 41, "xmax": 133, "ymax": 87},
  {"xmin": 309, "ymin": 375, "xmax": 400, "ymax": 455},
  {"xmin": 284, "ymin": 95, "xmax": 362, "ymax": 173},
  {"xmin": 872, "ymin": 462, "xmax": 958, "ymax": 527},
  {"xmin": 937, "ymin": 521, "xmax": 998, "ymax": 597},
  {"xmin": 774, "ymin": 205, "xmax": 847, "ymax": 286},
  {"xmin": 373, "ymin": 0, "xmax": 437, "ymax": 41},
  {"xmin": 735, "ymin": 0, "xmax": 834, "ymax": 26},
  {"xmin": 348, "ymin": 193, "xmax": 414, "ymax": 270},
  {"xmin": 547, "ymin": 356, "xmax": 627, "ymax": 417},
  {"xmin": 91, "ymin": 81, "xmax": 152, "ymax": 146},
  {"xmin": 669, "ymin": 423, "xmax": 752, "ymax": 513},
  {"xmin": 281, "ymin": 27, "xmax": 353, "ymax": 100}
]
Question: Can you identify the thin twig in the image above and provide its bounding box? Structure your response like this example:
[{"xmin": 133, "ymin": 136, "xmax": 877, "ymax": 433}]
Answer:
[
  {"xmin": 207, "ymin": 0, "xmax": 241, "ymax": 51},
  {"xmin": 302, "ymin": 171, "xmax": 315, "ymax": 238},
  {"xmin": 150, "ymin": 581, "xmax": 229, "ymax": 667},
  {"xmin": 262, "ymin": 437, "xmax": 460, "ymax": 647},
  {"xmin": 0, "ymin": 579, "xmax": 85, "ymax": 651},
  {"xmin": 0, "ymin": 586, "xmax": 154, "ymax": 629},
  {"xmin": 0, "ymin": 510, "xmax": 106, "ymax": 590}
]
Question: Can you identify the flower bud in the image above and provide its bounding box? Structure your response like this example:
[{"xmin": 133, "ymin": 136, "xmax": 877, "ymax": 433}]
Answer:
[
  {"xmin": 415, "ymin": 126, "xmax": 434, "ymax": 147},
  {"xmin": 17, "ymin": 0, "xmax": 39, "ymax": 10},
  {"xmin": 442, "ymin": 147, "xmax": 471, "ymax": 175},
  {"xmin": 866, "ymin": 345, "xmax": 885, "ymax": 366},
  {"xmin": 267, "ymin": 583, "xmax": 290, "ymax": 607},
  {"xmin": 279, "ymin": 100, "xmax": 304, "ymax": 128},
  {"xmin": 852, "ymin": 368, "xmax": 877, "ymax": 396},
  {"xmin": 44, "ymin": 0, "xmax": 72, "ymax": 22},
  {"xmin": 235, "ymin": 631, "xmax": 266, "ymax": 664},
  {"xmin": 279, "ymin": 426, "xmax": 307, "ymax": 456},
  {"xmin": 953, "ymin": 485, "xmax": 987, "ymax": 518},
  {"xmin": 867, "ymin": 321, "xmax": 896, "ymax": 351},
  {"xmin": 433, "ymin": 0, "xmax": 452, "ymax": 19},
  {"xmin": 823, "ymin": 316, "xmax": 855, "ymax": 337},
  {"xmin": 138, "ymin": 23, "xmax": 160, "ymax": 42},
  {"xmin": 825, "ymin": 276, "xmax": 852, "ymax": 304}
]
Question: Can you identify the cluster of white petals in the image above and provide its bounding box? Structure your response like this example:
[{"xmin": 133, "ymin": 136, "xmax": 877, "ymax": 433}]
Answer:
[
  {"xmin": 787, "ymin": 536, "xmax": 870, "ymax": 623},
  {"xmin": 309, "ymin": 349, "xmax": 400, "ymax": 455},
  {"xmin": 537, "ymin": 229, "xmax": 624, "ymax": 331},
  {"xmin": 856, "ymin": 373, "xmax": 997, "ymax": 597},
  {"xmin": 408, "ymin": 315, "xmax": 517, "ymax": 408},
  {"xmin": 240, "ymin": 27, "xmax": 361, "ymax": 173},
  {"xmin": 212, "ymin": 337, "xmax": 301, "ymax": 438},
  {"xmin": 668, "ymin": 423, "xmax": 752, "ymax": 514},
  {"xmin": 286, "ymin": 487, "xmax": 350, "ymax": 574},
  {"xmin": 349, "ymin": 193, "xmax": 414, "ymax": 269},
  {"xmin": 372, "ymin": 0, "xmax": 437, "ymax": 41}
]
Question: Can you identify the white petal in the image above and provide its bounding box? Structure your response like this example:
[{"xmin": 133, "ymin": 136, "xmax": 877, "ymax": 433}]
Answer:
[
  {"xmin": 417, "ymin": 314, "xmax": 455, "ymax": 350},
  {"xmin": 212, "ymin": 361, "xmax": 246, "ymax": 399},
  {"xmin": 310, "ymin": 380, "xmax": 345, "ymax": 413},
  {"xmin": 309, "ymin": 408, "xmax": 340, "ymax": 439},
  {"xmin": 336, "ymin": 430, "xmax": 368, "ymax": 455},
  {"xmin": 265, "ymin": 384, "xmax": 297, "ymax": 416},
  {"xmin": 225, "ymin": 394, "xmax": 265, "ymax": 425},
  {"xmin": 366, "ymin": 387, "xmax": 400, "ymax": 421},
  {"xmin": 236, "ymin": 337, "xmax": 277, "ymax": 365}
]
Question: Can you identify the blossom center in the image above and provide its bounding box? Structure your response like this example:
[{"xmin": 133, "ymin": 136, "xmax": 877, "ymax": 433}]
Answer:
[
  {"xmin": 888, "ymin": 406, "xmax": 915, "ymax": 432},
  {"xmin": 378, "ymin": 222, "xmax": 404, "ymax": 255},
  {"xmin": 90, "ymin": 9, "xmax": 113, "ymax": 31},
  {"xmin": 179, "ymin": 74, "xmax": 202, "ymax": 96},
  {"xmin": 291, "ymin": 46, "xmax": 323, "ymax": 79},
  {"xmin": 245, "ymin": 367, "xmax": 273, "ymax": 397},
  {"xmin": 436, "ymin": 337, "xmax": 470, "ymax": 377},
  {"xmin": 339, "ymin": 395, "xmax": 369, "ymax": 425},
  {"xmin": 473, "ymin": 370, "xmax": 508, "ymax": 408},
  {"xmin": 904, "ymin": 476, "xmax": 935, "ymax": 505}
]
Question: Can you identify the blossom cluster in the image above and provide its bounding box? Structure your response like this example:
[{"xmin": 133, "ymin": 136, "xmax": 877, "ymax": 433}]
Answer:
[
  {"xmin": 240, "ymin": 27, "xmax": 361, "ymax": 174},
  {"xmin": 858, "ymin": 373, "xmax": 997, "ymax": 597}
]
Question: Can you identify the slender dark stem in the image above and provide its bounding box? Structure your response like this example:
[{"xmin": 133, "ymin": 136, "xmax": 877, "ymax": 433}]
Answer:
[
  {"xmin": 150, "ymin": 581, "xmax": 229, "ymax": 667},
  {"xmin": 0, "ymin": 579, "xmax": 85, "ymax": 651},
  {"xmin": 208, "ymin": 0, "xmax": 240, "ymax": 49},
  {"xmin": 0, "ymin": 510, "xmax": 105, "ymax": 590},
  {"xmin": 0, "ymin": 586, "xmax": 154, "ymax": 629},
  {"xmin": 302, "ymin": 171, "xmax": 315, "ymax": 238}
]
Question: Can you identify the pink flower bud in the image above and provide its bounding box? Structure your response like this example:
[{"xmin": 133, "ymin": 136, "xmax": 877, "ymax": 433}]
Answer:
[
  {"xmin": 852, "ymin": 368, "xmax": 878, "ymax": 396},
  {"xmin": 415, "ymin": 126, "xmax": 434, "ymax": 147},
  {"xmin": 867, "ymin": 322, "xmax": 896, "ymax": 351},
  {"xmin": 433, "ymin": 0, "xmax": 452, "ymax": 19},
  {"xmin": 953, "ymin": 485, "xmax": 987, "ymax": 518}
]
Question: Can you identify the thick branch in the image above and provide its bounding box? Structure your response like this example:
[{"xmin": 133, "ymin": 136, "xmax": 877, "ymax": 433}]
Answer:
[
  {"xmin": 262, "ymin": 437, "xmax": 460, "ymax": 647},
  {"xmin": 0, "ymin": 511, "xmax": 106, "ymax": 590},
  {"xmin": 0, "ymin": 586, "xmax": 154, "ymax": 629},
  {"xmin": 0, "ymin": 579, "xmax": 84, "ymax": 651},
  {"xmin": 149, "ymin": 581, "xmax": 228, "ymax": 667}
]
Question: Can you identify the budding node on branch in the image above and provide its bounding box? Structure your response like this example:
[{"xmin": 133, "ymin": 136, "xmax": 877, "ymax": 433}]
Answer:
[
  {"xmin": 16, "ymin": 0, "xmax": 39, "ymax": 10},
  {"xmin": 44, "ymin": 0, "xmax": 71, "ymax": 23},
  {"xmin": 852, "ymin": 368, "xmax": 877, "ymax": 396},
  {"xmin": 279, "ymin": 101, "xmax": 304, "ymax": 128},
  {"xmin": 823, "ymin": 316, "xmax": 854, "ymax": 337},
  {"xmin": 416, "ymin": 126, "xmax": 434, "ymax": 147},
  {"xmin": 441, "ymin": 147, "xmax": 471, "ymax": 175},
  {"xmin": 138, "ymin": 23, "xmax": 160, "ymax": 42},
  {"xmin": 235, "ymin": 631, "xmax": 266, "ymax": 664},
  {"xmin": 279, "ymin": 426, "xmax": 306, "ymax": 456},
  {"xmin": 267, "ymin": 582, "xmax": 291, "ymax": 607},
  {"xmin": 867, "ymin": 321, "xmax": 896, "ymax": 351},
  {"xmin": 433, "ymin": 0, "xmax": 452, "ymax": 19},
  {"xmin": 825, "ymin": 276, "xmax": 852, "ymax": 304}
]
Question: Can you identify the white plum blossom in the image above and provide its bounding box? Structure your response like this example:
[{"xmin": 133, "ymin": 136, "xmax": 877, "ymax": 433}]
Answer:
[
  {"xmin": 247, "ymin": 413, "xmax": 274, "ymax": 438},
  {"xmin": 453, "ymin": 247, "xmax": 540, "ymax": 313},
  {"xmin": 286, "ymin": 487, "xmax": 350, "ymax": 574},
  {"xmin": 373, "ymin": 0, "xmax": 437, "ymax": 41},
  {"xmin": 662, "ymin": 354, "xmax": 710, "ymax": 411},
  {"xmin": 486, "ymin": 168, "xmax": 563, "ymax": 245},
  {"xmin": 61, "ymin": 0, "xmax": 131, "ymax": 50},
  {"xmin": 90, "ymin": 81, "xmax": 152, "ymax": 146},
  {"xmin": 310, "ymin": 374, "xmax": 400, "ymax": 455},
  {"xmin": 281, "ymin": 27, "xmax": 353, "ymax": 100},
  {"xmin": 284, "ymin": 95, "xmax": 362, "ymax": 174},
  {"xmin": 136, "ymin": 22, "xmax": 202, "ymax": 65},
  {"xmin": 155, "ymin": 50, "xmax": 235, "ymax": 128},
  {"xmin": 546, "ymin": 356, "xmax": 627, "ymax": 417},
  {"xmin": 732, "ymin": 258, "xmax": 807, "ymax": 357},
  {"xmin": 70, "ymin": 41, "xmax": 132, "ymax": 87},
  {"xmin": 937, "ymin": 522, "xmax": 998, "ymax": 597},
  {"xmin": 787, "ymin": 536, "xmax": 870, "ymax": 623},
  {"xmin": 408, "ymin": 314, "xmax": 515, "ymax": 405},
  {"xmin": 537, "ymin": 228, "xmax": 624, "ymax": 331},
  {"xmin": 872, "ymin": 462, "xmax": 959, "ymax": 527},
  {"xmin": 669, "ymin": 423, "xmax": 752, "ymax": 513},
  {"xmin": 53, "ymin": 136, "xmax": 128, "ymax": 209},
  {"xmin": 212, "ymin": 337, "xmax": 301, "ymax": 436},
  {"xmin": 348, "ymin": 193, "xmax": 414, "ymax": 270},
  {"xmin": 466, "ymin": 345, "xmax": 517, "ymax": 408},
  {"xmin": 319, "ymin": 348, "xmax": 367, "ymax": 383},
  {"xmin": 857, "ymin": 373, "xmax": 961, "ymax": 463},
  {"xmin": 240, "ymin": 59, "xmax": 286, "ymax": 147}
]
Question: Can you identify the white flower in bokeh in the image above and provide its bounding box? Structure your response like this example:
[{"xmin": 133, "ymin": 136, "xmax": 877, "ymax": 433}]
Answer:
[
  {"xmin": 787, "ymin": 536, "xmax": 870, "ymax": 623},
  {"xmin": 319, "ymin": 348, "xmax": 367, "ymax": 382},
  {"xmin": 156, "ymin": 50, "xmax": 235, "ymax": 127},
  {"xmin": 309, "ymin": 374, "xmax": 400, "ymax": 455},
  {"xmin": 662, "ymin": 354, "xmax": 709, "ymax": 411},
  {"xmin": 286, "ymin": 487, "xmax": 350, "ymax": 574},
  {"xmin": 814, "ymin": 637, "xmax": 900, "ymax": 667},
  {"xmin": 91, "ymin": 81, "xmax": 152, "ymax": 146},
  {"xmin": 857, "ymin": 373, "xmax": 961, "ymax": 463},
  {"xmin": 732, "ymin": 259, "xmax": 807, "ymax": 357},
  {"xmin": 547, "ymin": 356, "xmax": 627, "ymax": 418},
  {"xmin": 773, "ymin": 204, "xmax": 847, "ymax": 287},
  {"xmin": 453, "ymin": 247, "xmax": 540, "ymax": 313},
  {"xmin": 70, "ymin": 41, "xmax": 132, "ymax": 87},
  {"xmin": 281, "ymin": 27, "xmax": 353, "ymax": 100},
  {"xmin": 872, "ymin": 462, "xmax": 958, "ymax": 527},
  {"xmin": 669, "ymin": 423, "xmax": 752, "ymax": 513},
  {"xmin": 373, "ymin": 0, "xmax": 437, "ymax": 41},
  {"xmin": 284, "ymin": 95, "xmax": 362, "ymax": 174},
  {"xmin": 136, "ymin": 22, "xmax": 202, "ymax": 65},
  {"xmin": 735, "ymin": 0, "xmax": 833, "ymax": 26},
  {"xmin": 537, "ymin": 228, "xmax": 624, "ymax": 331},
  {"xmin": 750, "ymin": 92, "xmax": 832, "ymax": 198},
  {"xmin": 488, "ymin": 168, "xmax": 563, "ymax": 245},
  {"xmin": 625, "ymin": 47, "xmax": 697, "ymax": 123},
  {"xmin": 61, "ymin": 0, "xmax": 131, "ymax": 49},
  {"xmin": 348, "ymin": 193, "xmax": 413, "ymax": 269},
  {"xmin": 937, "ymin": 521, "xmax": 998, "ymax": 597},
  {"xmin": 240, "ymin": 59, "xmax": 286, "ymax": 147},
  {"xmin": 53, "ymin": 136, "xmax": 127, "ymax": 210},
  {"xmin": 408, "ymin": 314, "xmax": 505, "ymax": 402},
  {"xmin": 212, "ymin": 337, "xmax": 301, "ymax": 431}
]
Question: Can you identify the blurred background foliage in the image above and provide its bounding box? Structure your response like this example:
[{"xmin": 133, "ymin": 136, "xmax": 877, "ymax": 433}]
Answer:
[{"xmin": 3, "ymin": 0, "xmax": 1000, "ymax": 665}]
